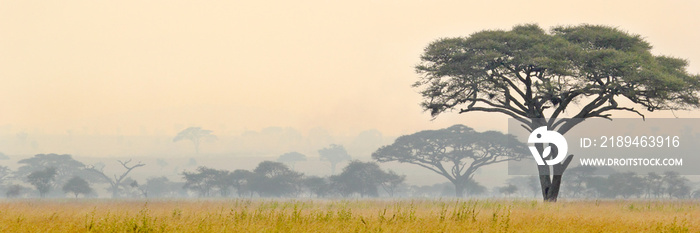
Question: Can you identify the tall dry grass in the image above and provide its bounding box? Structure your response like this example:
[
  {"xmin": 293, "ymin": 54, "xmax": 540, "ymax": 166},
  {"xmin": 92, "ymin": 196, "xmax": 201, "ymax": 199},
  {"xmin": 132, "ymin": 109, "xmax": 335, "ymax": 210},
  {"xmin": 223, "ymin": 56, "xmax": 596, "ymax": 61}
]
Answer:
[{"xmin": 0, "ymin": 199, "xmax": 698, "ymax": 232}]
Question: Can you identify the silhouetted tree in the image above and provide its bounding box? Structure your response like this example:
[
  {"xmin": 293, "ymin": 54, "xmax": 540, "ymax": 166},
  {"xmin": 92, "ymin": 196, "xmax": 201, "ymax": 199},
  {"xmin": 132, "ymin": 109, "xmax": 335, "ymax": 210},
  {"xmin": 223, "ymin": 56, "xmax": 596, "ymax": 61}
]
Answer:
[
  {"xmin": 62, "ymin": 176, "xmax": 92, "ymax": 198},
  {"xmin": 182, "ymin": 166, "xmax": 228, "ymax": 197},
  {"xmin": 276, "ymin": 152, "xmax": 307, "ymax": 170},
  {"xmin": 144, "ymin": 176, "xmax": 182, "ymax": 198},
  {"xmin": 250, "ymin": 161, "xmax": 303, "ymax": 197},
  {"xmin": 318, "ymin": 144, "xmax": 351, "ymax": 175},
  {"xmin": 174, "ymin": 127, "xmax": 217, "ymax": 154},
  {"xmin": 0, "ymin": 165, "xmax": 12, "ymax": 187},
  {"xmin": 662, "ymin": 171, "xmax": 691, "ymax": 199},
  {"xmin": 644, "ymin": 172, "xmax": 664, "ymax": 198},
  {"xmin": 330, "ymin": 161, "xmax": 402, "ymax": 197},
  {"xmin": 373, "ymin": 125, "xmax": 527, "ymax": 197},
  {"xmin": 302, "ymin": 176, "xmax": 329, "ymax": 198},
  {"xmin": 86, "ymin": 159, "xmax": 145, "ymax": 198},
  {"xmin": 409, "ymin": 180, "xmax": 485, "ymax": 197},
  {"xmin": 230, "ymin": 169, "xmax": 254, "ymax": 197},
  {"xmin": 379, "ymin": 170, "xmax": 405, "ymax": 197},
  {"xmin": 415, "ymin": 24, "xmax": 700, "ymax": 201},
  {"xmin": 607, "ymin": 172, "xmax": 644, "ymax": 198},
  {"xmin": 561, "ymin": 166, "xmax": 597, "ymax": 198},
  {"xmin": 27, "ymin": 167, "xmax": 57, "ymax": 197},
  {"xmin": 506, "ymin": 176, "xmax": 541, "ymax": 198},
  {"xmin": 17, "ymin": 153, "xmax": 93, "ymax": 189},
  {"xmin": 499, "ymin": 184, "xmax": 518, "ymax": 197},
  {"xmin": 584, "ymin": 176, "xmax": 610, "ymax": 198},
  {"xmin": 6, "ymin": 184, "xmax": 23, "ymax": 198}
]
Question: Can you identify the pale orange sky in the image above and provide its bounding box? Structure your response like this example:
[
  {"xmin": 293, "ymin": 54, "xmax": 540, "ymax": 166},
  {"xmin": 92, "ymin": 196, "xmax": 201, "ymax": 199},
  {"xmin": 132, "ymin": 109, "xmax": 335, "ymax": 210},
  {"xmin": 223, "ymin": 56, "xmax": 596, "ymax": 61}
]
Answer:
[{"xmin": 1, "ymin": 0, "xmax": 699, "ymax": 137}]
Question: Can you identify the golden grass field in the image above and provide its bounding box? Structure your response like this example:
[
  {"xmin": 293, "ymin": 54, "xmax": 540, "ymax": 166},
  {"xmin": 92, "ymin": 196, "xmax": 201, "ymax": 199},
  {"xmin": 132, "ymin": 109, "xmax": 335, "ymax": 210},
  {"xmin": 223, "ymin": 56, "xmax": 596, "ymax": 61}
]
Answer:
[{"xmin": 0, "ymin": 199, "xmax": 698, "ymax": 232}]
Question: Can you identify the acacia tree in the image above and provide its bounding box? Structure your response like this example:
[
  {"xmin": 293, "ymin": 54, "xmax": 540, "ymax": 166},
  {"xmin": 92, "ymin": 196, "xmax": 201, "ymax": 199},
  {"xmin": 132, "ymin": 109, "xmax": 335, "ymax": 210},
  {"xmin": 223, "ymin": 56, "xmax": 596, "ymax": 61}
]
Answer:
[
  {"xmin": 250, "ymin": 161, "xmax": 303, "ymax": 197},
  {"xmin": 329, "ymin": 161, "xmax": 402, "ymax": 197},
  {"xmin": 62, "ymin": 176, "xmax": 92, "ymax": 198},
  {"xmin": 414, "ymin": 24, "xmax": 700, "ymax": 201},
  {"xmin": 86, "ymin": 159, "xmax": 145, "ymax": 198},
  {"xmin": 372, "ymin": 124, "xmax": 527, "ymax": 197},
  {"xmin": 17, "ymin": 153, "xmax": 93, "ymax": 190},
  {"xmin": 27, "ymin": 167, "xmax": 57, "ymax": 197},
  {"xmin": 318, "ymin": 144, "xmax": 351, "ymax": 175},
  {"xmin": 276, "ymin": 152, "xmax": 307, "ymax": 170},
  {"xmin": 182, "ymin": 166, "xmax": 232, "ymax": 197},
  {"xmin": 173, "ymin": 127, "xmax": 217, "ymax": 154}
]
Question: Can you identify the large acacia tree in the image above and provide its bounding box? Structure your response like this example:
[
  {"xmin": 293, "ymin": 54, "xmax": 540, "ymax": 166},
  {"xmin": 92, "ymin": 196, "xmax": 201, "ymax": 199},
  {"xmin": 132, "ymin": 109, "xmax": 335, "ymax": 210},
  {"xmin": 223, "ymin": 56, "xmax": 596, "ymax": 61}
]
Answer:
[
  {"xmin": 373, "ymin": 124, "xmax": 528, "ymax": 197},
  {"xmin": 414, "ymin": 24, "xmax": 700, "ymax": 201}
]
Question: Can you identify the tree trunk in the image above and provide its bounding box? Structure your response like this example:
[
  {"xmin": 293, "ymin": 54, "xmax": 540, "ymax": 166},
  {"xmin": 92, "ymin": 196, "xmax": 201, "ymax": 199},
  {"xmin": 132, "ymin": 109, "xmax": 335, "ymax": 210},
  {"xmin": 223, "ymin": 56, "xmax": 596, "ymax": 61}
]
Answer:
[
  {"xmin": 454, "ymin": 182, "xmax": 465, "ymax": 197},
  {"xmin": 111, "ymin": 185, "xmax": 120, "ymax": 198},
  {"xmin": 538, "ymin": 154, "xmax": 573, "ymax": 202}
]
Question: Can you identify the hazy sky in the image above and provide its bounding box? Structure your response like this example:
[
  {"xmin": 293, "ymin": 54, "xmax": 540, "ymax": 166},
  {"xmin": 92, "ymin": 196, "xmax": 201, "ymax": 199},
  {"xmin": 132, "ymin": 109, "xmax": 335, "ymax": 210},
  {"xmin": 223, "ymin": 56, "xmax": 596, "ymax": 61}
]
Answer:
[{"xmin": 2, "ymin": 0, "xmax": 700, "ymax": 137}]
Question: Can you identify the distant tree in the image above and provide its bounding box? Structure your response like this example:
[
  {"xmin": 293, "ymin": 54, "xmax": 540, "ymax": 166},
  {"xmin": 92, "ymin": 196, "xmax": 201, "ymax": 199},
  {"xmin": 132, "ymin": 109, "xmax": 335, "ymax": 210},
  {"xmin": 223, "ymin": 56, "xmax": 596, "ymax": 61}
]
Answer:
[
  {"xmin": 527, "ymin": 176, "xmax": 541, "ymax": 198},
  {"xmin": 414, "ymin": 24, "xmax": 700, "ymax": 201},
  {"xmin": 584, "ymin": 176, "xmax": 610, "ymax": 198},
  {"xmin": 27, "ymin": 167, "xmax": 57, "ymax": 197},
  {"xmin": 644, "ymin": 172, "xmax": 664, "ymax": 198},
  {"xmin": 330, "ymin": 161, "xmax": 402, "ymax": 197},
  {"xmin": 373, "ymin": 125, "xmax": 528, "ymax": 197},
  {"xmin": 302, "ymin": 176, "xmax": 329, "ymax": 198},
  {"xmin": 86, "ymin": 159, "xmax": 145, "ymax": 198},
  {"xmin": 182, "ymin": 166, "xmax": 229, "ymax": 197},
  {"xmin": 318, "ymin": 144, "xmax": 351, "ymax": 175},
  {"xmin": 62, "ymin": 176, "xmax": 92, "ymax": 198},
  {"xmin": 6, "ymin": 184, "xmax": 23, "ymax": 198},
  {"xmin": 608, "ymin": 172, "xmax": 644, "ymax": 198},
  {"xmin": 17, "ymin": 154, "xmax": 93, "ymax": 189},
  {"xmin": 250, "ymin": 161, "xmax": 303, "ymax": 197},
  {"xmin": 126, "ymin": 179, "xmax": 148, "ymax": 198},
  {"xmin": 0, "ymin": 165, "xmax": 12, "ymax": 187},
  {"xmin": 230, "ymin": 169, "xmax": 254, "ymax": 197},
  {"xmin": 0, "ymin": 152, "xmax": 9, "ymax": 160},
  {"xmin": 662, "ymin": 171, "xmax": 691, "ymax": 199},
  {"xmin": 499, "ymin": 184, "xmax": 518, "ymax": 197},
  {"xmin": 506, "ymin": 176, "xmax": 541, "ymax": 198},
  {"xmin": 173, "ymin": 127, "xmax": 217, "ymax": 154},
  {"xmin": 463, "ymin": 179, "xmax": 487, "ymax": 196},
  {"xmin": 562, "ymin": 166, "xmax": 597, "ymax": 198},
  {"xmin": 144, "ymin": 176, "xmax": 181, "ymax": 198},
  {"xmin": 379, "ymin": 170, "xmax": 406, "ymax": 197},
  {"xmin": 276, "ymin": 152, "xmax": 307, "ymax": 170},
  {"xmin": 693, "ymin": 190, "xmax": 700, "ymax": 199}
]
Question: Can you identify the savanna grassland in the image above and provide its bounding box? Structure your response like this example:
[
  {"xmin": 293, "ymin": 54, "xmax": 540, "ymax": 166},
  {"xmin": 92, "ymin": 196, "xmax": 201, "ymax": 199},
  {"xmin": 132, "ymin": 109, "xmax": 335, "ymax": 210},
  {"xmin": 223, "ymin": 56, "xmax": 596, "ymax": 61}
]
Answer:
[{"xmin": 0, "ymin": 199, "xmax": 698, "ymax": 232}]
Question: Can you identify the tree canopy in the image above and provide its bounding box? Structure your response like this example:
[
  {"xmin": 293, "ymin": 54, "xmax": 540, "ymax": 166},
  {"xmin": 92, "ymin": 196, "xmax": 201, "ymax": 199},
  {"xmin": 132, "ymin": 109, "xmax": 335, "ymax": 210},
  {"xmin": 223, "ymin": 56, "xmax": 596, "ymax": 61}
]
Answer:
[
  {"xmin": 250, "ymin": 161, "xmax": 303, "ymax": 197},
  {"xmin": 276, "ymin": 151, "xmax": 307, "ymax": 169},
  {"xmin": 62, "ymin": 176, "xmax": 92, "ymax": 198},
  {"xmin": 27, "ymin": 167, "xmax": 57, "ymax": 197},
  {"xmin": 415, "ymin": 24, "xmax": 700, "ymax": 130},
  {"xmin": 373, "ymin": 124, "xmax": 527, "ymax": 197},
  {"xmin": 318, "ymin": 144, "xmax": 351, "ymax": 175},
  {"xmin": 329, "ymin": 161, "xmax": 405, "ymax": 197},
  {"xmin": 17, "ymin": 153, "xmax": 93, "ymax": 186},
  {"xmin": 174, "ymin": 127, "xmax": 217, "ymax": 154}
]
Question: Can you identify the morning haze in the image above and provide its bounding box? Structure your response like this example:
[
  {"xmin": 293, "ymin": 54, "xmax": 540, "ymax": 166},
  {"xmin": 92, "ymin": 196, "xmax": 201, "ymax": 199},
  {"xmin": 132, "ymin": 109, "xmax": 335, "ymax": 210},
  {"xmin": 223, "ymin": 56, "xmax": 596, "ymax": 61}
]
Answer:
[{"xmin": 1, "ymin": 0, "xmax": 699, "ymax": 159}]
